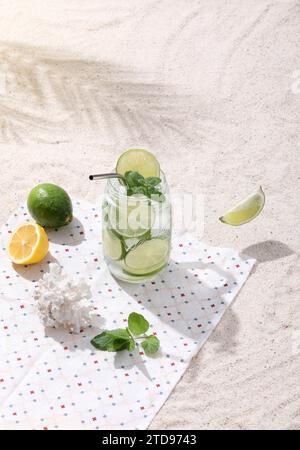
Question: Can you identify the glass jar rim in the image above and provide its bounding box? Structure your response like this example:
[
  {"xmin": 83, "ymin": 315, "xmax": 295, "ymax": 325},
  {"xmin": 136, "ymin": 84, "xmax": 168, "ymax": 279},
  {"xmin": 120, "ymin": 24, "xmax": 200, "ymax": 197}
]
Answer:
[{"xmin": 106, "ymin": 170, "xmax": 168, "ymax": 201}]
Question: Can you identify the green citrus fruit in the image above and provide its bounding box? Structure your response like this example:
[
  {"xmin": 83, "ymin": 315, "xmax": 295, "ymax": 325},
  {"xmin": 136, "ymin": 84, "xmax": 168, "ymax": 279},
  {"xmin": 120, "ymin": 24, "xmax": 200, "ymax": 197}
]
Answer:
[
  {"xmin": 27, "ymin": 183, "xmax": 73, "ymax": 228},
  {"xmin": 219, "ymin": 186, "xmax": 265, "ymax": 226},
  {"xmin": 116, "ymin": 149, "xmax": 160, "ymax": 178}
]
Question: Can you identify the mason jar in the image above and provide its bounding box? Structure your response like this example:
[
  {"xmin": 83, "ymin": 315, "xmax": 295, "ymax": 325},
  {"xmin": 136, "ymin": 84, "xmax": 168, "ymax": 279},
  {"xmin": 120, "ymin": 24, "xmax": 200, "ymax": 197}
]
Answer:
[{"xmin": 102, "ymin": 171, "xmax": 172, "ymax": 283}]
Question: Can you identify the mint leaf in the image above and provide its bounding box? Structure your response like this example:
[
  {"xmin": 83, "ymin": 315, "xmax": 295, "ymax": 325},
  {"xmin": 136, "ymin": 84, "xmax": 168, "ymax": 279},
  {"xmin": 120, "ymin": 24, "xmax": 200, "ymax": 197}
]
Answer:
[
  {"xmin": 127, "ymin": 335, "xmax": 136, "ymax": 351},
  {"xmin": 128, "ymin": 312, "xmax": 149, "ymax": 336},
  {"xmin": 123, "ymin": 171, "xmax": 163, "ymax": 202},
  {"xmin": 147, "ymin": 188, "xmax": 165, "ymax": 202},
  {"xmin": 141, "ymin": 335, "xmax": 160, "ymax": 355},
  {"xmin": 91, "ymin": 314, "xmax": 160, "ymax": 357},
  {"xmin": 124, "ymin": 171, "xmax": 145, "ymax": 188},
  {"xmin": 144, "ymin": 177, "xmax": 161, "ymax": 186},
  {"xmin": 131, "ymin": 186, "xmax": 146, "ymax": 195},
  {"xmin": 91, "ymin": 329, "xmax": 131, "ymax": 352},
  {"xmin": 106, "ymin": 328, "xmax": 131, "ymax": 340}
]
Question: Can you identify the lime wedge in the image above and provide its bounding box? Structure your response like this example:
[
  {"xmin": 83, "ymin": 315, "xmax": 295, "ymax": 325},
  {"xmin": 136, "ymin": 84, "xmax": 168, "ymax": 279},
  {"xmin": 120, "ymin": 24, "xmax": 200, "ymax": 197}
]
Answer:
[
  {"xmin": 116, "ymin": 149, "xmax": 160, "ymax": 178},
  {"xmin": 109, "ymin": 197, "xmax": 155, "ymax": 238},
  {"xmin": 102, "ymin": 228, "xmax": 125, "ymax": 260},
  {"xmin": 124, "ymin": 238, "xmax": 169, "ymax": 275},
  {"xmin": 219, "ymin": 186, "xmax": 265, "ymax": 226}
]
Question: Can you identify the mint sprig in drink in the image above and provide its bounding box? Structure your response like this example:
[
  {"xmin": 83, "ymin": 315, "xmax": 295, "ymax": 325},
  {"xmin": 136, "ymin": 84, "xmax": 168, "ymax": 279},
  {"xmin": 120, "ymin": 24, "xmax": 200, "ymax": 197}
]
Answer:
[{"xmin": 101, "ymin": 149, "xmax": 171, "ymax": 283}]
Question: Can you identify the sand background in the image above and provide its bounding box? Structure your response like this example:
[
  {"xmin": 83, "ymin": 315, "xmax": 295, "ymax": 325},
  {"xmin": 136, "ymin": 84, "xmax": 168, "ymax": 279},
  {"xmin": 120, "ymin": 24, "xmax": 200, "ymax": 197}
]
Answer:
[{"xmin": 0, "ymin": 0, "xmax": 299, "ymax": 429}]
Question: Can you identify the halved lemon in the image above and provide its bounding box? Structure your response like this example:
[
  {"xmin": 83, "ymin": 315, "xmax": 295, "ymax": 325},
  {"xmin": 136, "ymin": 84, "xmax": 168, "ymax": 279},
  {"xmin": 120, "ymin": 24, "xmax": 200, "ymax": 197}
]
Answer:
[
  {"xmin": 219, "ymin": 186, "xmax": 265, "ymax": 226},
  {"xmin": 7, "ymin": 222, "xmax": 49, "ymax": 265}
]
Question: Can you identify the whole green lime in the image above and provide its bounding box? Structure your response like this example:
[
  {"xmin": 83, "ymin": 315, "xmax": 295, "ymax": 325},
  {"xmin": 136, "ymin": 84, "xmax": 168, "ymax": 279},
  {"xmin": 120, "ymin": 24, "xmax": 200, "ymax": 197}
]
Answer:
[{"xmin": 27, "ymin": 183, "xmax": 73, "ymax": 228}]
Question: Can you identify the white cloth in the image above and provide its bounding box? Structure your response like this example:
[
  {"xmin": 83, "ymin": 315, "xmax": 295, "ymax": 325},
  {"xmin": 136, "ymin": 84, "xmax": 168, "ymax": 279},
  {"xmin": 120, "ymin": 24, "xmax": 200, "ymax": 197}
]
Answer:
[{"xmin": 0, "ymin": 199, "xmax": 255, "ymax": 429}]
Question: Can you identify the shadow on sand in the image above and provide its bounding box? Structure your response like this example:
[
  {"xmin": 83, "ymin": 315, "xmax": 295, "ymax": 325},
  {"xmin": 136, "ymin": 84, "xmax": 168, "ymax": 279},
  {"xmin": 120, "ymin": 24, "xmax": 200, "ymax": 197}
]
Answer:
[{"xmin": 241, "ymin": 240, "xmax": 294, "ymax": 264}]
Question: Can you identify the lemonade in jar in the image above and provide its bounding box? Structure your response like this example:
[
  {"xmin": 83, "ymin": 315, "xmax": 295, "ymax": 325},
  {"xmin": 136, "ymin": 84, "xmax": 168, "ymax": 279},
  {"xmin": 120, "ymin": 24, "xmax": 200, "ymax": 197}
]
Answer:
[{"xmin": 99, "ymin": 149, "xmax": 172, "ymax": 283}]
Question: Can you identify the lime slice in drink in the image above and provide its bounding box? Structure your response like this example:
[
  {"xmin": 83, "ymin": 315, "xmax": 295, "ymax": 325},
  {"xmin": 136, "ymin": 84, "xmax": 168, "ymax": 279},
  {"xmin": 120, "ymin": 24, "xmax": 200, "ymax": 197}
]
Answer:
[
  {"xmin": 219, "ymin": 186, "xmax": 265, "ymax": 226},
  {"xmin": 123, "ymin": 237, "xmax": 143, "ymax": 251},
  {"xmin": 116, "ymin": 149, "xmax": 160, "ymax": 178},
  {"xmin": 102, "ymin": 228, "xmax": 125, "ymax": 260},
  {"xmin": 109, "ymin": 197, "xmax": 155, "ymax": 238},
  {"xmin": 124, "ymin": 238, "xmax": 169, "ymax": 275}
]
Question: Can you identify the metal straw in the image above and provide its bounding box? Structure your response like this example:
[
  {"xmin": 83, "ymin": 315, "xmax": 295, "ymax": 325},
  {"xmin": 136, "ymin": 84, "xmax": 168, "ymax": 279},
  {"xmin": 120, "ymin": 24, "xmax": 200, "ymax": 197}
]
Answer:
[{"xmin": 89, "ymin": 173, "xmax": 125, "ymax": 181}]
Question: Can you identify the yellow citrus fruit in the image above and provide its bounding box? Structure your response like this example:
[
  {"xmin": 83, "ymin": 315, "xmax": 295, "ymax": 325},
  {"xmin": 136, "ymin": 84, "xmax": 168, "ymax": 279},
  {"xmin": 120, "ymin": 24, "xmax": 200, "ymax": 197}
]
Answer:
[{"xmin": 7, "ymin": 222, "xmax": 49, "ymax": 265}]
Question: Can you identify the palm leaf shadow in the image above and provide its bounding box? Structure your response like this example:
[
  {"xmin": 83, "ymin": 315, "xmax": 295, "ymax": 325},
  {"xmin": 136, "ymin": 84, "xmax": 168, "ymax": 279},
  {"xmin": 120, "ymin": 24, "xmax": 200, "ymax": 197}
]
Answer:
[{"xmin": 0, "ymin": 41, "xmax": 195, "ymax": 146}]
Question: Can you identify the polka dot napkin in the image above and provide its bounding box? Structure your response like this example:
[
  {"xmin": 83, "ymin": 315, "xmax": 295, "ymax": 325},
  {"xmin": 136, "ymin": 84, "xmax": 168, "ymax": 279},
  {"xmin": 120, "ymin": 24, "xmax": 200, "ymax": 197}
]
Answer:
[{"xmin": 0, "ymin": 199, "xmax": 255, "ymax": 429}]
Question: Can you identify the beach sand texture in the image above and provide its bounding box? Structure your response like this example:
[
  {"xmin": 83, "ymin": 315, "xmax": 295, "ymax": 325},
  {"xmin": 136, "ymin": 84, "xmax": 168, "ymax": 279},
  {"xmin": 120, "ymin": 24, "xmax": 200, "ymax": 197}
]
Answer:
[{"xmin": 0, "ymin": 1, "xmax": 299, "ymax": 429}]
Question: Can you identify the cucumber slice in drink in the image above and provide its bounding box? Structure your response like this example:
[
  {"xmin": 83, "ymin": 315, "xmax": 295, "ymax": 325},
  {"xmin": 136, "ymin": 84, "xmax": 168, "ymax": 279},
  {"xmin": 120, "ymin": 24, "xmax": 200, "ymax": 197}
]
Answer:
[
  {"xmin": 124, "ymin": 238, "xmax": 169, "ymax": 275},
  {"xmin": 116, "ymin": 149, "xmax": 160, "ymax": 178},
  {"xmin": 102, "ymin": 228, "xmax": 125, "ymax": 261},
  {"xmin": 108, "ymin": 197, "xmax": 155, "ymax": 238}
]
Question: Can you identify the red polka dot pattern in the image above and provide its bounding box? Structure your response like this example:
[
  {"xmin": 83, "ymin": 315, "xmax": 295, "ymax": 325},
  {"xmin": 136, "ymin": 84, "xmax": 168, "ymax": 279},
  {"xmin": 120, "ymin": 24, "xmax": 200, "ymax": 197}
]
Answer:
[{"xmin": 0, "ymin": 199, "xmax": 255, "ymax": 429}]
